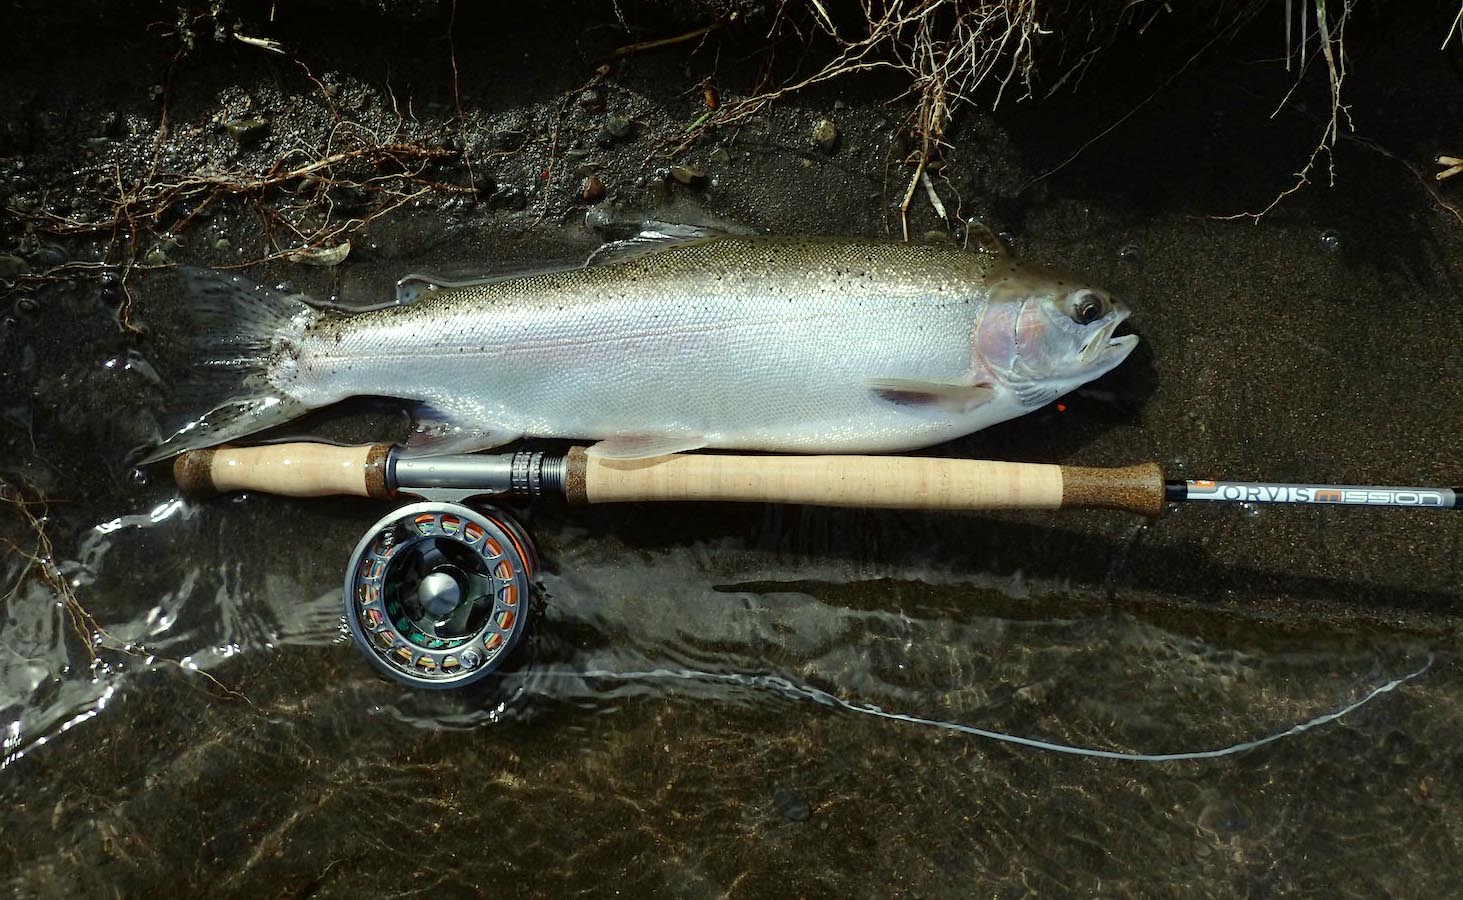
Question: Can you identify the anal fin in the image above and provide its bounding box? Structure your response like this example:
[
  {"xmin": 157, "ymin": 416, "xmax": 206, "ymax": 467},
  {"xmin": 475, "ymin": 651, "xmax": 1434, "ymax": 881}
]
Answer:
[{"xmin": 586, "ymin": 433, "xmax": 708, "ymax": 460}]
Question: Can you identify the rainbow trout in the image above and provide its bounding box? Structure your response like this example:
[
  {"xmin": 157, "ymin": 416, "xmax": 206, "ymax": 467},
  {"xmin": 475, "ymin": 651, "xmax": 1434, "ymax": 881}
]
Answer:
[{"xmin": 143, "ymin": 233, "xmax": 1137, "ymax": 462}]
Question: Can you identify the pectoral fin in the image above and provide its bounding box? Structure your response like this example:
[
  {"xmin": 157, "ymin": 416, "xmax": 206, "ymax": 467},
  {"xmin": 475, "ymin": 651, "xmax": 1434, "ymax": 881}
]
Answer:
[
  {"xmin": 586, "ymin": 433, "xmax": 708, "ymax": 460},
  {"xmin": 869, "ymin": 379, "xmax": 996, "ymax": 414}
]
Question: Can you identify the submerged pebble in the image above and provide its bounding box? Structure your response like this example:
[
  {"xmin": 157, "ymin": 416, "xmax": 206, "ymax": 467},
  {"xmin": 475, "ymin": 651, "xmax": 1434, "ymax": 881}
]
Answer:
[
  {"xmin": 772, "ymin": 782, "xmax": 812, "ymax": 823},
  {"xmin": 225, "ymin": 116, "xmax": 271, "ymax": 145},
  {"xmin": 599, "ymin": 115, "xmax": 634, "ymax": 147},
  {"xmin": 492, "ymin": 130, "xmax": 527, "ymax": 152},
  {"xmin": 578, "ymin": 88, "xmax": 606, "ymax": 115},
  {"xmin": 33, "ymin": 245, "xmax": 66, "ymax": 267},
  {"xmin": 579, "ymin": 175, "xmax": 605, "ymax": 203},
  {"xmin": 489, "ymin": 185, "xmax": 528, "ymax": 210},
  {"xmin": 811, "ymin": 118, "xmax": 840, "ymax": 153},
  {"xmin": 670, "ymin": 164, "xmax": 706, "ymax": 186},
  {"xmin": 0, "ymin": 254, "xmax": 27, "ymax": 278},
  {"xmin": 604, "ymin": 115, "xmax": 634, "ymax": 140},
  {"xmin": 1319, "ymin": 229, "xmax": 1342, "ymax": 252}
]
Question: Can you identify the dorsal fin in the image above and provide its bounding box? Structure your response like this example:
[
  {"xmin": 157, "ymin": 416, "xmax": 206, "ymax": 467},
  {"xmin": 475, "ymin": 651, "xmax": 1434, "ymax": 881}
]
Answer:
[
  {"xmin": 391, "ymin": 217, "xmax": 751, "ymax": 303},
  {"xmin": 582, "ymin": 221, "xmax": 734, "ymax": 268}
]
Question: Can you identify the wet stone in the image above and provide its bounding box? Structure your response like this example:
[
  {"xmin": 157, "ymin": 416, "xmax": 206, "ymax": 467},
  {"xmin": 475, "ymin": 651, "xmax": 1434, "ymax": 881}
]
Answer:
[
  {"xmin": 597, "ymin": 116, "xmax": 634, "ymax": 148},
  {"xmin": 811, "ymin": 118, "xmax": 840, "ymax": 153},
  {"xmin": 328, "ymin": 185, "xmax": 372, "ymax": 215},
  {"xmin": 579, "ymin": 175, "xmax": 606, "ymax": 203},
  {"xmin": 98, "ymin": 271, "xmax": 122, "ymax": 307},
  {"xmin": 670, "ymin": 164, "xmax": 706, "ymax": 186},
  {"xmin": 772, "ymin": 782, "xmax": 811, "ymax": 823},
  {"xmin": 33, "ymin": 246, "xmax": 66, "ymax": 267},
  {"xmin": 0, "ymin": 254, "xmax": 27, "ymax": 278},
  {"xmin": 605, "ymin": 115, "xmax": 633, "ymax": 140},
  {"xmin": 578, "ymin": 88, "xmax": 606, "ymax": 115},
  {"xmin": 708, "ymin": 147, "xmax": 731, "ymax": 166},
  {"xmin": 489, "ymin": 185, "xmax": 528, "ymax": 210},
  {"xmin": 225, "ymin": 116, "xmax": 271, "ymax": 145},
  {"xmin": 492, "ymin": 131, "xmax": 527, "ymax": 152}
]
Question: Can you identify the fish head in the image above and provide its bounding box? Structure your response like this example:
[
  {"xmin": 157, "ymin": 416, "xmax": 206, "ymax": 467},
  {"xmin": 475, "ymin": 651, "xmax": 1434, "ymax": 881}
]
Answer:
[{"xmin": 975, "ymin": 263, "xmax": 1139, "ymax": 408}]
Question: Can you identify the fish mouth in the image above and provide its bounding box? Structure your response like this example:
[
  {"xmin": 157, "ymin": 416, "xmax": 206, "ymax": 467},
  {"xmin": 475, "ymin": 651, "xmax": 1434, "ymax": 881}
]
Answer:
[{"xmin": 1081, "ymin": 309, "xmax": 1138, "ymax": 364}]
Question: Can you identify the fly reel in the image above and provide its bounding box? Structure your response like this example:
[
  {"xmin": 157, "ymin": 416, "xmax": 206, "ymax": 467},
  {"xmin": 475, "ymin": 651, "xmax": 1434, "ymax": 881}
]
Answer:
[{"xmin": 343, "ymin": 501, "xmax": 537, "ymax": 688}]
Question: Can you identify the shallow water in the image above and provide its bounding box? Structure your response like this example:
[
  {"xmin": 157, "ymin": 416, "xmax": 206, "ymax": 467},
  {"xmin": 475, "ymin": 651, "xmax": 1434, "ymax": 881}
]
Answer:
[{"xmin": 3, "ymin": 4, "xmax": 1463, "ymax": 897}]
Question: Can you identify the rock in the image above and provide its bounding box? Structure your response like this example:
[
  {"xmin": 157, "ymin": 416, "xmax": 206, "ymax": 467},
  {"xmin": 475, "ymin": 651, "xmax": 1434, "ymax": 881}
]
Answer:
[
  {"xmin": 811, "ymin": 118, "xmax": 839, "ymax": 153},
  {"xmin": 33, "ymin": 246, "xmax": 66, "ymax": 267},
  {"xmin": 579, "ymin": 175, "xmax": 605, "ymax": 203},
  {"xmin": 597, "ymin": 116, "xmax": 634, "ymax": 147},
  {"xmin": 708, "ymin": 147, "xmax": 731, "ymax": 166},
  {"xmin": 578, "ymin": 88, "xmax": 605, "ymax": 115},
  {"xmin": 605, "ymin": 115, "xmax": 633, "ymax": 139},
  {"xmin": 225, "ymin": 116, "xmax": 270, "ymax": 146},
  {"xmin": 0, "ymin": 254, "xmax": 27, "ymax": 278},
  {"xmin": 492, "ymin": 131, "xmax": 526, "ymax": 152},
  {"xmin": 328, "ymin": 185, "xmax": 372, "ymax": 216},
  {"xmin": 488, "ymin": 185, "xmax": 528, "ymax": 210},
  {"xmin": 772, "ymin": 783, "xmax": 811, "ymax": 823},
  {"xmin": 669, "ymin": 165, "xmax": 706, "ymax": 186}
]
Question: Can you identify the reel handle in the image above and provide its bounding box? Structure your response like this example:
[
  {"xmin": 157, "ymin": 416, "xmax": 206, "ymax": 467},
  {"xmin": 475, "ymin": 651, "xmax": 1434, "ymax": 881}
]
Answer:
[
  {"xmin": 173, "ymin": 443, "xmax": 394, "ymax": 499},
  {"xmin": 173, "ymin": 442, "xmax": 1165, "ymax": 516},
  {"xmin": 566, "ymin": 450, "xmax": 1165, "ymax": 516}
]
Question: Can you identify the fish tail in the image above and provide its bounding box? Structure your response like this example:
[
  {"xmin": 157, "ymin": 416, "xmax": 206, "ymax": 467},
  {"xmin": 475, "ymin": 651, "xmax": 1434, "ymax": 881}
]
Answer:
[{"xmin": 139, "ymin": 268, "xmax": 320, "ymax": 464}]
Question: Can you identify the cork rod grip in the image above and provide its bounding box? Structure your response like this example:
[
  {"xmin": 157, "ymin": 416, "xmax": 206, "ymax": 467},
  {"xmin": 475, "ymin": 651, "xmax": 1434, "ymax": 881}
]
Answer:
[
  {"xmin": 172, "ymin": 443, "xmax": 394, "ymax": 499},
  {"xmin": 564, "ymin": 453, "xmax": 1166, "ymax": 516}
]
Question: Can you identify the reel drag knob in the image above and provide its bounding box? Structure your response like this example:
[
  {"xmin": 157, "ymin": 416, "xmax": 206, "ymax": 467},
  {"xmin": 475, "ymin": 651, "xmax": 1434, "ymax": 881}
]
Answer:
[{"xmin": 343, "ymin": 501, "xmax": 536, "ymax": 688}]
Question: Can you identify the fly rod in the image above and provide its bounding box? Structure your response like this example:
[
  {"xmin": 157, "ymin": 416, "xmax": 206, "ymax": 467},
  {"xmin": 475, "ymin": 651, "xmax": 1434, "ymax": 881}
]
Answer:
[
  {"xmin": 172, "ymin": 442, "xmax": 1460, "ymax": 514},
  {"xmin": 168, "ymin": 442, "xmax": 1457, "ymax": 688}
]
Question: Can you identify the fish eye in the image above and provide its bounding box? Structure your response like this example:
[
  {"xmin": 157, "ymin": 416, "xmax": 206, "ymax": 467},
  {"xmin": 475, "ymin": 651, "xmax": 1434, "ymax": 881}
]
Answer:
[{"xmin": 1068, "ymin": 291, "xmax": 1106, "ymax": 325}]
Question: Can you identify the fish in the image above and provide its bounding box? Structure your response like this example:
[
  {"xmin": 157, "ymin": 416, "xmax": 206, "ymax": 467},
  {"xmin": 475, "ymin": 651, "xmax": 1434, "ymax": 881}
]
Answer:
[{"xmin": 140, "ymin": 230, "xmax": 1138, "ymax": 464}]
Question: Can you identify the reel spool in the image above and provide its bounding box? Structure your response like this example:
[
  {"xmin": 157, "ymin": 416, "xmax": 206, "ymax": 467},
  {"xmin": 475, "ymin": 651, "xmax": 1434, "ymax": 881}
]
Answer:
[{"xmin": 344, "ymin": 501, "xmax": 537, "ymax": 688}]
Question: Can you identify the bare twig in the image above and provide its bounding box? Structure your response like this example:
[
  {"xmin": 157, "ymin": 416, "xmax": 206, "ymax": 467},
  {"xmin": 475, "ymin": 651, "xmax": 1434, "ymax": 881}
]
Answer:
[
  {"xmin": 1443, "ymin": 2, "xmax": 1463, "ymax": 49},
  {"xmin": 1219, "ymin": 0, "xmax": 1355, "ymax": 222},
  {"xmin": 611, "ymin": 25, "xmax": 717, "ymax": 58}
]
